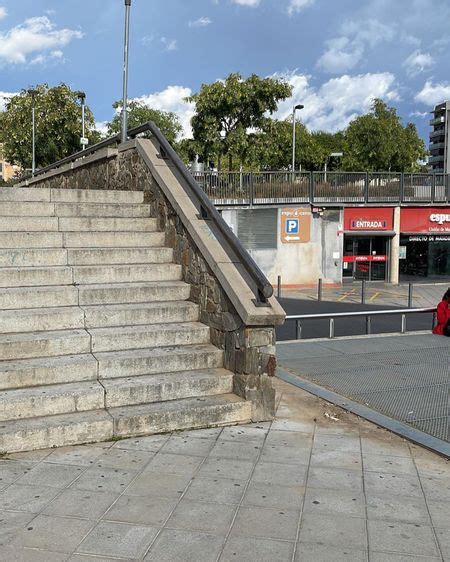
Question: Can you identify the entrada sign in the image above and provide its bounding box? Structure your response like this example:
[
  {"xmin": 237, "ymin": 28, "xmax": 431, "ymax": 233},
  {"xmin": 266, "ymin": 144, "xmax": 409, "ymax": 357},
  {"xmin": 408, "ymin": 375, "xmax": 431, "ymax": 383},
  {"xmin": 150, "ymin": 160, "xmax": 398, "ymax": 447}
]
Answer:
[{"xmin": 344, "ymin": 208, "xmax": 394, "ymax": 231}]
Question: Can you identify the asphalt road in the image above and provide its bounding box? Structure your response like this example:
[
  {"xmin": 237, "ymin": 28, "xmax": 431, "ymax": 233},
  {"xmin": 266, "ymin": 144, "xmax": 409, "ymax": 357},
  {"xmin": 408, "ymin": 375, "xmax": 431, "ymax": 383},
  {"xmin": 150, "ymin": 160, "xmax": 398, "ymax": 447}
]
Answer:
[{"xmin": 276, "ymin": 297, "xmax": 435, "ymax": 341}]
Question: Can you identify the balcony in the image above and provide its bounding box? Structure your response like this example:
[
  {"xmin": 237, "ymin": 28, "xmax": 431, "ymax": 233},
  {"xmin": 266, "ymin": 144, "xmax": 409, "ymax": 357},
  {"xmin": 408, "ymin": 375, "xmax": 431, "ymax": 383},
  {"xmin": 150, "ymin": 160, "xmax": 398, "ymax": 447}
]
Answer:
[
  {"xmin": 430, "ymin": 116, "xmax": 445, "ymax": 126},
  {"xmin": 429, "ymin": 142, "xmax": 445, "ymax": 151},
  {"xmin": 430, "ymin": 129, "xmax": 446, "ymax": 140},
  {"xmin": 428, "ymin": 155, "xmax": 444, "ymax": 164}
]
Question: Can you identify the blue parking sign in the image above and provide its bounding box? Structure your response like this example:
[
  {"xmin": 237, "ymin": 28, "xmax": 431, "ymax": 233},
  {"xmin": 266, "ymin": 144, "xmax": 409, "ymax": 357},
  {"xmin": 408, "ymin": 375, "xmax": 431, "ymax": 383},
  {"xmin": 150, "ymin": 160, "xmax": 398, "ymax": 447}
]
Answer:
[{"xmin": 286, "ymin": 219, "xmax": 299, "ymax": 234}]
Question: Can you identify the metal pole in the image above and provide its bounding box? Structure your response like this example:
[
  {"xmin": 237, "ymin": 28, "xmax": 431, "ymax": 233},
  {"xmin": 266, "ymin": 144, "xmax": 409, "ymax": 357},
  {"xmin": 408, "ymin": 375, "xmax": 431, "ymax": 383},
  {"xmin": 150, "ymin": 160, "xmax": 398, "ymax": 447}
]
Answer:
[
  {"xmin": 81, "ymin": 100, "xmax": 86, "ymax": 150},
  {"xmin": 277, "ymin": 275, "xmax": 281, "ymax": 299},
  {"xmin": 329, "ymin": 318, "xmax": 335, "ymax": 339},
  {"xmin": 408, "ymin": 283, "xmax": 413, "ymax": 308},
  {"xmin": 366, "ymin": 315, "xmax": 371, "ymax": 335},
  {"xmin": 401, "ymin": 314, "xmax": 407, "ymax": 334},
  {"xmin": 296, "ymin": 320, "xmax": 302, "ymax": 340},
  {"xmin": 121, "ymin": 0, "xmax": 132, "ymax": 144},
  {"xmin": 31, "ymin": 103, "xmax": 36, "ymax": 176},
  {"xmin": 361, "ymin": 279, "xmax": 366, "ymax": 304},
  {"xmin": 292, "ymin": 107, "xmax": 296, "ymax": 176},
  {"xmin": 318, "ymin": 278, "xmax": 323, "ymax": 302},
  {"xmin": 324, "ymin": 159, "xmax": 327, "ymax": 183}
]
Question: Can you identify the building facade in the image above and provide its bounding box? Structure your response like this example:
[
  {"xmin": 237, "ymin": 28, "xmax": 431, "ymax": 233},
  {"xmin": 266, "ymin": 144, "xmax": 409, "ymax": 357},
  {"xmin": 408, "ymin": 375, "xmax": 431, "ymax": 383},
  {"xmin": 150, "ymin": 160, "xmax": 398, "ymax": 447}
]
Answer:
[{"xmin": 429, "ymin": 101, "xmax": 450, "ymax": 173}]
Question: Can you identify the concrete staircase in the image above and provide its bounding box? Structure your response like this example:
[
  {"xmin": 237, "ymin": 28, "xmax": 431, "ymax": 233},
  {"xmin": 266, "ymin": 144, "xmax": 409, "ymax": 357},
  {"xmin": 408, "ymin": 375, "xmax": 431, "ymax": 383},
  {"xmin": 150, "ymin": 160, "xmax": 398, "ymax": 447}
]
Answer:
[{"xmin": 0, "ymin": 187, "xmax": 252, "ymax": 453}]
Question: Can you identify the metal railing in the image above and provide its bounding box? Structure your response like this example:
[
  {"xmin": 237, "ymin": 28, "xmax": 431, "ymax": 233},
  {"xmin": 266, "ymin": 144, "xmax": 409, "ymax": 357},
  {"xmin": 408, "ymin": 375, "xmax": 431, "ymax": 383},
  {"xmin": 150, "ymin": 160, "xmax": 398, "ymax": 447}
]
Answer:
[
  {"xmin": 192, "ymin": 171, "xmax": 450, "ymax": 206},
  {"xmin": 286, "ymin": 307, "xmax": 436, "ymax": 340},
  {"xmin": 18, "ymin": 121, "xmax": 274, "ymax": 304}
]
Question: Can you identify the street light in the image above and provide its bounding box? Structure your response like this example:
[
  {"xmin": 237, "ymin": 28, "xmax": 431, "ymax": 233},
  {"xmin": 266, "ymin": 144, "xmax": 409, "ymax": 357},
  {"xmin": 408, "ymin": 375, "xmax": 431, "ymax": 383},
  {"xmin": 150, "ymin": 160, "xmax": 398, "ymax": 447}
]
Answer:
[
  {"xmin": 292, "ymin": 104, "xmax": 304, "ymax": 174},
  {"xmin": 121, "ymin": 0, "xmax": 132, "ymax": 144},
  {"xmin": 324, "ymin": 151, "xmax": 343, "ymax": 182},
  {"xmin": 76, "ymin": 91, "xmax": 88, "ymax": 150},
  {"xmin": 27, "ymin": 88, "xmax": 37, "ymax": 176}
]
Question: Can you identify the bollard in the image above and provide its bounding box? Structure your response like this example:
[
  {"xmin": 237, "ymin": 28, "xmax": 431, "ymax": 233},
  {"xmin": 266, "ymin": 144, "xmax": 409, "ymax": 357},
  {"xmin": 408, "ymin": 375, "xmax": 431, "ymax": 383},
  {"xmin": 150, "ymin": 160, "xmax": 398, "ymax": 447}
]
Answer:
[
  {"xmin": 329, "ymin": 318, "xmax": 335, "ymax": 339},
  {"xmin": 408, "ymin": 283, "xmax": 413, "ymax": 308},
  {"xmin": 318, "ymin": 278, "xmax": 323, "ymax": 302},
  {"xmin": 296, "ymin": 320, "xmax": 302, "ymax": 340},
  {"xmin": 361, "ymin": 279, "xmax": 366, "ymax": 305},
  {"xmin": 277, "ymin": 276, "xmax": 281, "ymax": 299},
  {"xmin": 366, "ymin": 315, "xmax": 372, "ymax": 335},
  {"xmin": 401, "ymin": 314, "xmax": 407, "ymax": 334}
]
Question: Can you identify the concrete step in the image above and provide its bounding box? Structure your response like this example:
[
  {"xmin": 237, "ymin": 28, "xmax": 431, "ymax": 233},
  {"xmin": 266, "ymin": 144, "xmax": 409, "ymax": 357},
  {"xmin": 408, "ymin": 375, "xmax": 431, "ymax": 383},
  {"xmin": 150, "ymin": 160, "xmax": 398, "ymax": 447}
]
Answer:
[
  {"xmin": 0, "ymin": 381, "xmax": 104, "ymax": 422},
  {"xmin": 0, "ymin": 202, "xmax": 55, "ymax": 216},
  {"xmin": 0, "ymin": 188, "xmax": 51, "ymax": 202},
  {"xmin": 83, "ymin": 301, "xmax": 199, "ymax": 328},
  {"xmin": 0, "ymin": 409, "xmax": 113, "ymax": 453},
  {"xmin": 0, "ymin": 217, "xmax": 58, "ymax": 232},
  {"xmin": 0, "ymin": 249, "xmax": 67, "ymax": 267},
  {"xmin": 0, "ymin": 286, "xmax": 78, "ymax": 310},
  {"xmin": 0, "ymin": 393, "xmax": 250, "ymax": 453},
  {"xmin": 0, "ymin": 307, "xmax": 85, "ymax": 334},
  {"xmin": 54, "ymin": 203, "xmax": 151, "ymax": 217},
  {"xmin": 67, "ymin": 247, "xmax": 173, "ymax": 265},
  {"xmin": 62, "ymin": 231, "xmax": 165, "ymax": 248},
  {"xmin": 0, "ymin": 232, "xmax": 63, "ymax": 249},
  {"xmin": 0, "ymin": 354, "xmax": 98, "ymax": 390},
  {"xmin": 0, "ymin": 329, "xmax": 90, "ymax": 361},
  {"xmin": 78, "ymin": 281, "xmax": 191, "ymax": 305},
  {"xmin": 111, "ymin": 393, "xmax": 252, "ymax": 438},
  {"xmin": 0, "ymin": 266, "xmax": 72, "ymax": 288},
  {"xmin": 103, "ymin": 368, "xmax": 233, "ymax": 408},
  {"xmin": 51, "ymin": 189, "xmax": 144, "ymax": 204},
  {"xmin": 58, "ymin": 217, "xmax": 157, "ymax": 232},
  {"xmin": 96, "ymin": 343, "xmax": 223, "ymax": 380},
  {"xmin": 72, "ymin": 263, "xmax": 182, "ymax": 284},
  {"xmin": 89, "ymin": 322, "xmax": 210, "ymax": 353}
]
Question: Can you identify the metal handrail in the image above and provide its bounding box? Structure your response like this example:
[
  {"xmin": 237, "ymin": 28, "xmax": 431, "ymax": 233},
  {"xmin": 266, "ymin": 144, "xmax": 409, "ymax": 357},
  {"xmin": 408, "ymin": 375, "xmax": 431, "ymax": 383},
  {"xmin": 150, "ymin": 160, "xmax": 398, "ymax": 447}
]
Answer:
[
  {"xmin": 19, "ymin": 121, "xmax": 274, "ymax": 303},
  {"xmin": 286, "ymin": 307, "xmax": 436, "ymax": 339}
]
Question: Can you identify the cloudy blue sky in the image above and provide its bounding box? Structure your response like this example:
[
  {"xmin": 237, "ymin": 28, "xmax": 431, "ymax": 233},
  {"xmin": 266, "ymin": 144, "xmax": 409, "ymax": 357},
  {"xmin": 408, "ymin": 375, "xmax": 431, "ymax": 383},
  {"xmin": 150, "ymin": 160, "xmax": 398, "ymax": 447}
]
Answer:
[{"xmin": 1, "ymin": 0, "xmax": 450, "ymax": 141}]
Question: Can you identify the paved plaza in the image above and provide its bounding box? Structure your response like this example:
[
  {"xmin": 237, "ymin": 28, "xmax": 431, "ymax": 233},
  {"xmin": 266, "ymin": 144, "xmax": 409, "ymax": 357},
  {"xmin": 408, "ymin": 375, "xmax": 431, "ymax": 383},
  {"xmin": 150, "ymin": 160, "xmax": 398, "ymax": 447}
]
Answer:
[{"xmin": 0, "ymin": 377, "xmax": 449, "ymax": 561}]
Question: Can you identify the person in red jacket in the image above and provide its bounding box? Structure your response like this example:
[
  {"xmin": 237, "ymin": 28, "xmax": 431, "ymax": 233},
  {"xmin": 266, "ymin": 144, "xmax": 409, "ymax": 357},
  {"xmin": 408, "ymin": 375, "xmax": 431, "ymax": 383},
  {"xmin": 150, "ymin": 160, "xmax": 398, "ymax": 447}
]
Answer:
[{"xmin": 433, "ymin": 288, "xmax": 450, "ymax": 336}]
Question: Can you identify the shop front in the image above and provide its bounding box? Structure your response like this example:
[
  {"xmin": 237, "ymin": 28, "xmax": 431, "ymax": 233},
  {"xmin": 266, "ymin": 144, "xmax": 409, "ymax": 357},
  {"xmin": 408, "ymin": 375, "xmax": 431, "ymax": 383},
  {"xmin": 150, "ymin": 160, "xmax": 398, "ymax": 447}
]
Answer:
[
  {"xmin": 400, "ymin": 208, "xmax": 450, "ymax": 279},
  {"xmin": 343, "ymin": 208, "xmax": 394, "ymax": 281}
]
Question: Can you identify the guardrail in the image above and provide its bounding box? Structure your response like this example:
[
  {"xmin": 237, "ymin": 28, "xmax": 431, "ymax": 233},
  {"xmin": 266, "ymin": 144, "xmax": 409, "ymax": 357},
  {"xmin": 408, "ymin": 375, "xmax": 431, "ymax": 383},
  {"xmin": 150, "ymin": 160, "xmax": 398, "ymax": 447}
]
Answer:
[
  {"xmin": 192, "ymin": 171, "xmax": 450, "ymax": 206},
  {"xmin": 285, "ymin": 307, "xmax": 436, "ymax": 340},
  {"xmin": 18, "ymin": 121, "xmax": 274, "ymax": 304}
]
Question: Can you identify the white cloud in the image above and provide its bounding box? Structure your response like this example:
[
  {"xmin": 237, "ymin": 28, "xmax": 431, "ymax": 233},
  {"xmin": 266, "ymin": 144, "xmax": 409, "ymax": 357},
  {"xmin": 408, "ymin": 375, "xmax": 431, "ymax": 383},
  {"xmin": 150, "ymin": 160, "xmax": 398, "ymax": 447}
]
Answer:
[
  {"xmin": 317, "ymin": 19, "xmax": 395, "ymax": 73},
  {"xmin": 0, "ymin": 16, "xmax": 82, "ymax": 65},
  {"xmin": 410, "ymin": 111, "xmax": 428, "ymax": 118},
  {"xmin": 160, "ymin": 37, "xmax": 177, "ymax": 51},
  {"xmin": 415, "ymin": 80, "xmax": 450, "ymax": 106},
  {"xmin": 0, "ymin": 91, "xmax": 17, "ymax": 111},
  {"xmin": 273, "ymin": 71, "xmax": 399, "ymax": 131},
  {"xmin": 189, "ymin": 17, "xmax": 212, "ymax": 28},
  {"xmin": 133, "ymin": 85, "xmax": 195, "ymax": 138},
  {"xmin": 0, "ymin": 7, "xmax": 7, "ymax": 20},
  {"xmin": 95, "ymin": 121, "xmax": 109, "ymax": 136},
  {"xmin": 403, "ymin": 50, "xmax": 434, "ymax": 75},
  {"xmin": 287, "ymin": 0, "xmax": 315, "ymax": 16},
  {"xmin": 231, "ymin": 0, "xmax": 261, "ymax": 6}
]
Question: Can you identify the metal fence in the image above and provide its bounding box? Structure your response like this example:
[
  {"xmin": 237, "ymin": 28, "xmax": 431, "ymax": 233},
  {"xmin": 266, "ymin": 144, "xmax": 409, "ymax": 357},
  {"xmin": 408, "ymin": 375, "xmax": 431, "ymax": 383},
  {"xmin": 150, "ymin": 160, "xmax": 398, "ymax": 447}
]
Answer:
[{"xmin": 192, "ymin": 171, "xmax": 450, "ymax": 206}]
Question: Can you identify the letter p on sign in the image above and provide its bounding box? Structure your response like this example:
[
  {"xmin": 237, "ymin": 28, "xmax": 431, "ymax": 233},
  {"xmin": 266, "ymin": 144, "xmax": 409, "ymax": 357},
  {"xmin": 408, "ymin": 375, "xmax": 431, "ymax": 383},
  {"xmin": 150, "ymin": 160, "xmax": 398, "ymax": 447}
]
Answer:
[{"xmin": 286, "ymin": 219, "xmax": 299, "ymax": 234}]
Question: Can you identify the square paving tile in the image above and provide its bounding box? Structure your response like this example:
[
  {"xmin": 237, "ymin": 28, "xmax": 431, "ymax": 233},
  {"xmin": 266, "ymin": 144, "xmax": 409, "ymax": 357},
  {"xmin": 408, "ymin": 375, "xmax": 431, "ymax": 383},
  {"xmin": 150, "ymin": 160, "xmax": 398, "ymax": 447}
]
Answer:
[
  {"xmin": 369, "ymin": 552, "xmax": 440, "ymax": 562},
  {"xmin": 231, "ymin": 506, "xmax": 300, "ymax": 541},
  {"xmin": 427, "ymin": 500, "xmax": 450, "ymax": 529},
  {"xmin": 166, "ymin": 498, "xmax": 235, "ymax": 535},
  {"xmin": 419, "ymin": 474, "xmax": 450, "ymax": 502},
  {"xmin": 0, "ymin": 484, "xmax": 60, "ymax": 513},
  {"xmin": 362, "ymin": 453, "xmax": 417, "ymax": 475},
  {"xmin": 307, "ymin": 466, "xmax": 363, "ymax": 492},
  {"xmin": 43, "ymin": 488, "xmax": 118, "ymax": 519},
  {"xmin": 184, "ymin": 477, "xmax": 246, "ymax": 505},
  {"xmin": 103, "ymin": 494, "xmax": 178, "ymax": 527},
  {"xmin": 303, "ymin": 487, "xmax": 365, "ymax": 517},
  {"xmin": 295, "ymin": 542, "xmax": 368, "ymax": 562},
  {"xmin": 0, "ymin": 511, "xmax": 35, "ymax": 547},
  {"xmin": 0, "ymin": 546, "xmax": 68, "ymax": 561},
  {"xmin": 242, "ymin": 481, "xmax": 304, "ymax": 510},
  {"xmin": 112, "ymin": 434, "xmax": 169, "ymax": 453},
  {"xmin": 197, "ymin": 457, "xmax": 255, "ymax": 481},
  {"xmin": 220, "ymin": 535, "xmax": 294, "ymax": 562},
  {"xmin": 435, "ymin": 527, "xmax": 450, "ymax": 559},
  {"xmin": 143, "ymin": 453, "xmax": 203, "ymax": 477},
  {"xmin": 125, "ymin": 471, "xmax": 191, "ymax": 499},
  {"xmin": 209, "ymin": 440, "xmax": 262, "ymax": 461},
  {"xmin": 0, "ymin": 461, "xmax": 34, "ymax": 486},
  {"xmin": 367, "ymin": 519, "xmax": 440, "ymax": 557},
  {"xmin": 11, "ymin": 514, "xmax": 94, "ymax": 553},
  {"xmin": 76, "ymin": 520, "xmax": 158, "ymax": 559},
  {"xmin": 44, "ymin": 445, "xmax": 106, "ymax": 466},
  {"xmin": 93, "ymin": 448, "xmax": 155, "ymax": 471},
  {"xmin": 144, "ymin": 528, "xmax": 223, "ymax": 562},
  {"xmin": 310, "ymin": 448, "xmax": 362, "ymax": 470},
  {"xmin": 160, "ymin": 435, "xmax": 215, "ymax": 457},
  {"xmin": 17, "ymin": 462, "xmax": 85, "ymax": 489},
  {"xmin": 251, "ymin": 461, "xmax": 308, "ymax": 487},
  {"xmin": 219, "ymin": 426, "xmax": 268, "ymax": 444},
  {"xmin": 69, "ymin": 466, "xmax": 138, "ymax": 493},
  {"xmin": 366, "ymin": 493, "xmax": 431, "ymax": 524},
  {"xmin": 363, "ymin": 471, "xmax": 423, "ymax": 499},
  {"xmin": 299, "ymin": 512, "xmax": 367, "ymax": 550}
]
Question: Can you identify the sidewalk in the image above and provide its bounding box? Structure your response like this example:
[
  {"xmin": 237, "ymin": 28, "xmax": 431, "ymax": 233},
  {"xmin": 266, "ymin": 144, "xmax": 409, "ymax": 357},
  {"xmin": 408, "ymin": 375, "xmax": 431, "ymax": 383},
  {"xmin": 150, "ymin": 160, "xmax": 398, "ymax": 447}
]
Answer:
[{"xmin": 0, "ymin": 379, "xmax": 448, "ymax": 561}]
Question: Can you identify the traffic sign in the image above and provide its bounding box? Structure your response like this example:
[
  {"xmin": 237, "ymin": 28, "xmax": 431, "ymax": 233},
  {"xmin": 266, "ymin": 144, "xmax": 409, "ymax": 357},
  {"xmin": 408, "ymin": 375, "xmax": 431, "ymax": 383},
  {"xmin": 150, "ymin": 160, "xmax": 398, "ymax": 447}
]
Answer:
[{"xmin": 280, "ymin": 208, "xmax": 311, "ymax": 244}]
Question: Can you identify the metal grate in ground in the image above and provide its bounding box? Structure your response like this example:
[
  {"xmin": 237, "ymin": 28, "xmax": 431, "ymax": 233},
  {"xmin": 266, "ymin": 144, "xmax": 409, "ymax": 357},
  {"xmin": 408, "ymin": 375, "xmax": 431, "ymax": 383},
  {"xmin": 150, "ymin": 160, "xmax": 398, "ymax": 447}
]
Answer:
[{"xmin": 277, "ymin": 334, "xmax": 450, "ymax": 444}]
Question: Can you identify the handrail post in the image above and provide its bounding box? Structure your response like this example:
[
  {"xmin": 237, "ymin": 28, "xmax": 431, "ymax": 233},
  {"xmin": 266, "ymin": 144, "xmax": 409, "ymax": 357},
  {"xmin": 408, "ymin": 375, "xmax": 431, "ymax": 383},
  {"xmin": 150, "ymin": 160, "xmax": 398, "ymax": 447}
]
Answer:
[
  {"xmin": 309, "ymin": 172, "xmax": 314, "ymax": 204},
  {"xmin": 431, "ymin": 173, "xmax": 436, "ymax": 203},
  {"xmin": 366, "ymin": 315, "xmax": 371, "ymax": 335},
  {"xmin": 318, "ymin": 278, "xmax": 323, "ymax": 302},
  {"xmin": 296, "ymin": 320, "xmax": 302, "ymax": 340},
  {"xmin": 408, "ymin": 283, "xmax": 413, "ymax": 308},
  {"xmin": 401, "ymin": 314, "xmax": 407, "ymax": 333},
  {"xmin": 277, "ymin": 276, "xmax": 281, "ymax": 299},
  {"xmin": 249, "ymin": 172, "xmax": 254, "ymax": 208},
  {"xmin": 361, "ymin": 279, "xmax": 366, "ymax": 304},
  {"xmin": 329, "ymin": 318, "xmax": 335, "ymax": 339},
  {"xmin": 365, "ymin": 172, "xmax": 369, "ymax": 203},
  {"xmin": 400, "ymin": 173, "xmax": 405, "ymax": 203}
]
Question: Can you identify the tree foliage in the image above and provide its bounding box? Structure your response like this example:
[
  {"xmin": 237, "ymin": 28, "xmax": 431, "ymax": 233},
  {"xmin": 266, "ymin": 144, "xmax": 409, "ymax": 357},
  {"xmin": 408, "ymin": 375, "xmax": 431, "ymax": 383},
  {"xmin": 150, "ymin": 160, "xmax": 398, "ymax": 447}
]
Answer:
[
  {"xmin": 0, "ymin": 84, "xmax": 99, "ymax": 170},
  {"xmin": 107, "ymin": 100, "xmax": 182, "ymax": 145},
  {"xmin": 187, "ymin": 73, "xmax": 292, "ymax": 169},
  {"xmin": 342, "ymin": 99, "xmax": 426, "ymax": 172}
]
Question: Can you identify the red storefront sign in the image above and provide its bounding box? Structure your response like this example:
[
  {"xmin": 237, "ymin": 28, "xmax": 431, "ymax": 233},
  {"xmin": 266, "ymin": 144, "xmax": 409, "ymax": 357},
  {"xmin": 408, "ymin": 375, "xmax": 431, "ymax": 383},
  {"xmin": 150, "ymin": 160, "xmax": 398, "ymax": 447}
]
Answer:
[
  {"xmin": 343, "ymin": 255, "xmax": 387, "ymax": 263},
  {"xmin": 401, "ymin": 208, "xmax": 450, "ymax": 234},
  {"xmin": 344, "ymin": 208, "xmax": 394, "ymax": 231}
]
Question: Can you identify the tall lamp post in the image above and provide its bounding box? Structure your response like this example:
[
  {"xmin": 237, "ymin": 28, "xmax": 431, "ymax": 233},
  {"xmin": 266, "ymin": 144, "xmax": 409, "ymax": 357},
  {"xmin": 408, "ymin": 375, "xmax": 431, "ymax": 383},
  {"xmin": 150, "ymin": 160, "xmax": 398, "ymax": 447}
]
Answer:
[
  {"xmin": 292, "ymin": 104, "xmax": 304, "ymax": 175},
  {"xmin": 77, "ymin": 92, "xmax": 87, "ymax": 150},
  {"xmin": 121, "ymin": 0, "xmax": 132, "ymax": 144},
  {"xmin": 28, "ymin": 88, "xmax": 37, "ymax": 176}
]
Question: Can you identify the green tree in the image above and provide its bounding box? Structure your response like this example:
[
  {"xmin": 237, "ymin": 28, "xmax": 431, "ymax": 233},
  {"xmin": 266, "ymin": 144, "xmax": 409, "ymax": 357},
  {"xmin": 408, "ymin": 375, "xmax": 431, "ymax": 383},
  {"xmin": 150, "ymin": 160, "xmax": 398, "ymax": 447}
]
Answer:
[
  {"xmin": 107, "ymin": 100, "xmax": 182, "ymax": 145},
  {"xmin": 187, "ymin": 73, "xmax": 292, "ymax": 169},
  {"xmin": 0, "ymin": 84, "xmax": 98, "ymax": 170},
  {"xmin": 342, "ymin": 99, "xmax": 426, "ymax": 172}
]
